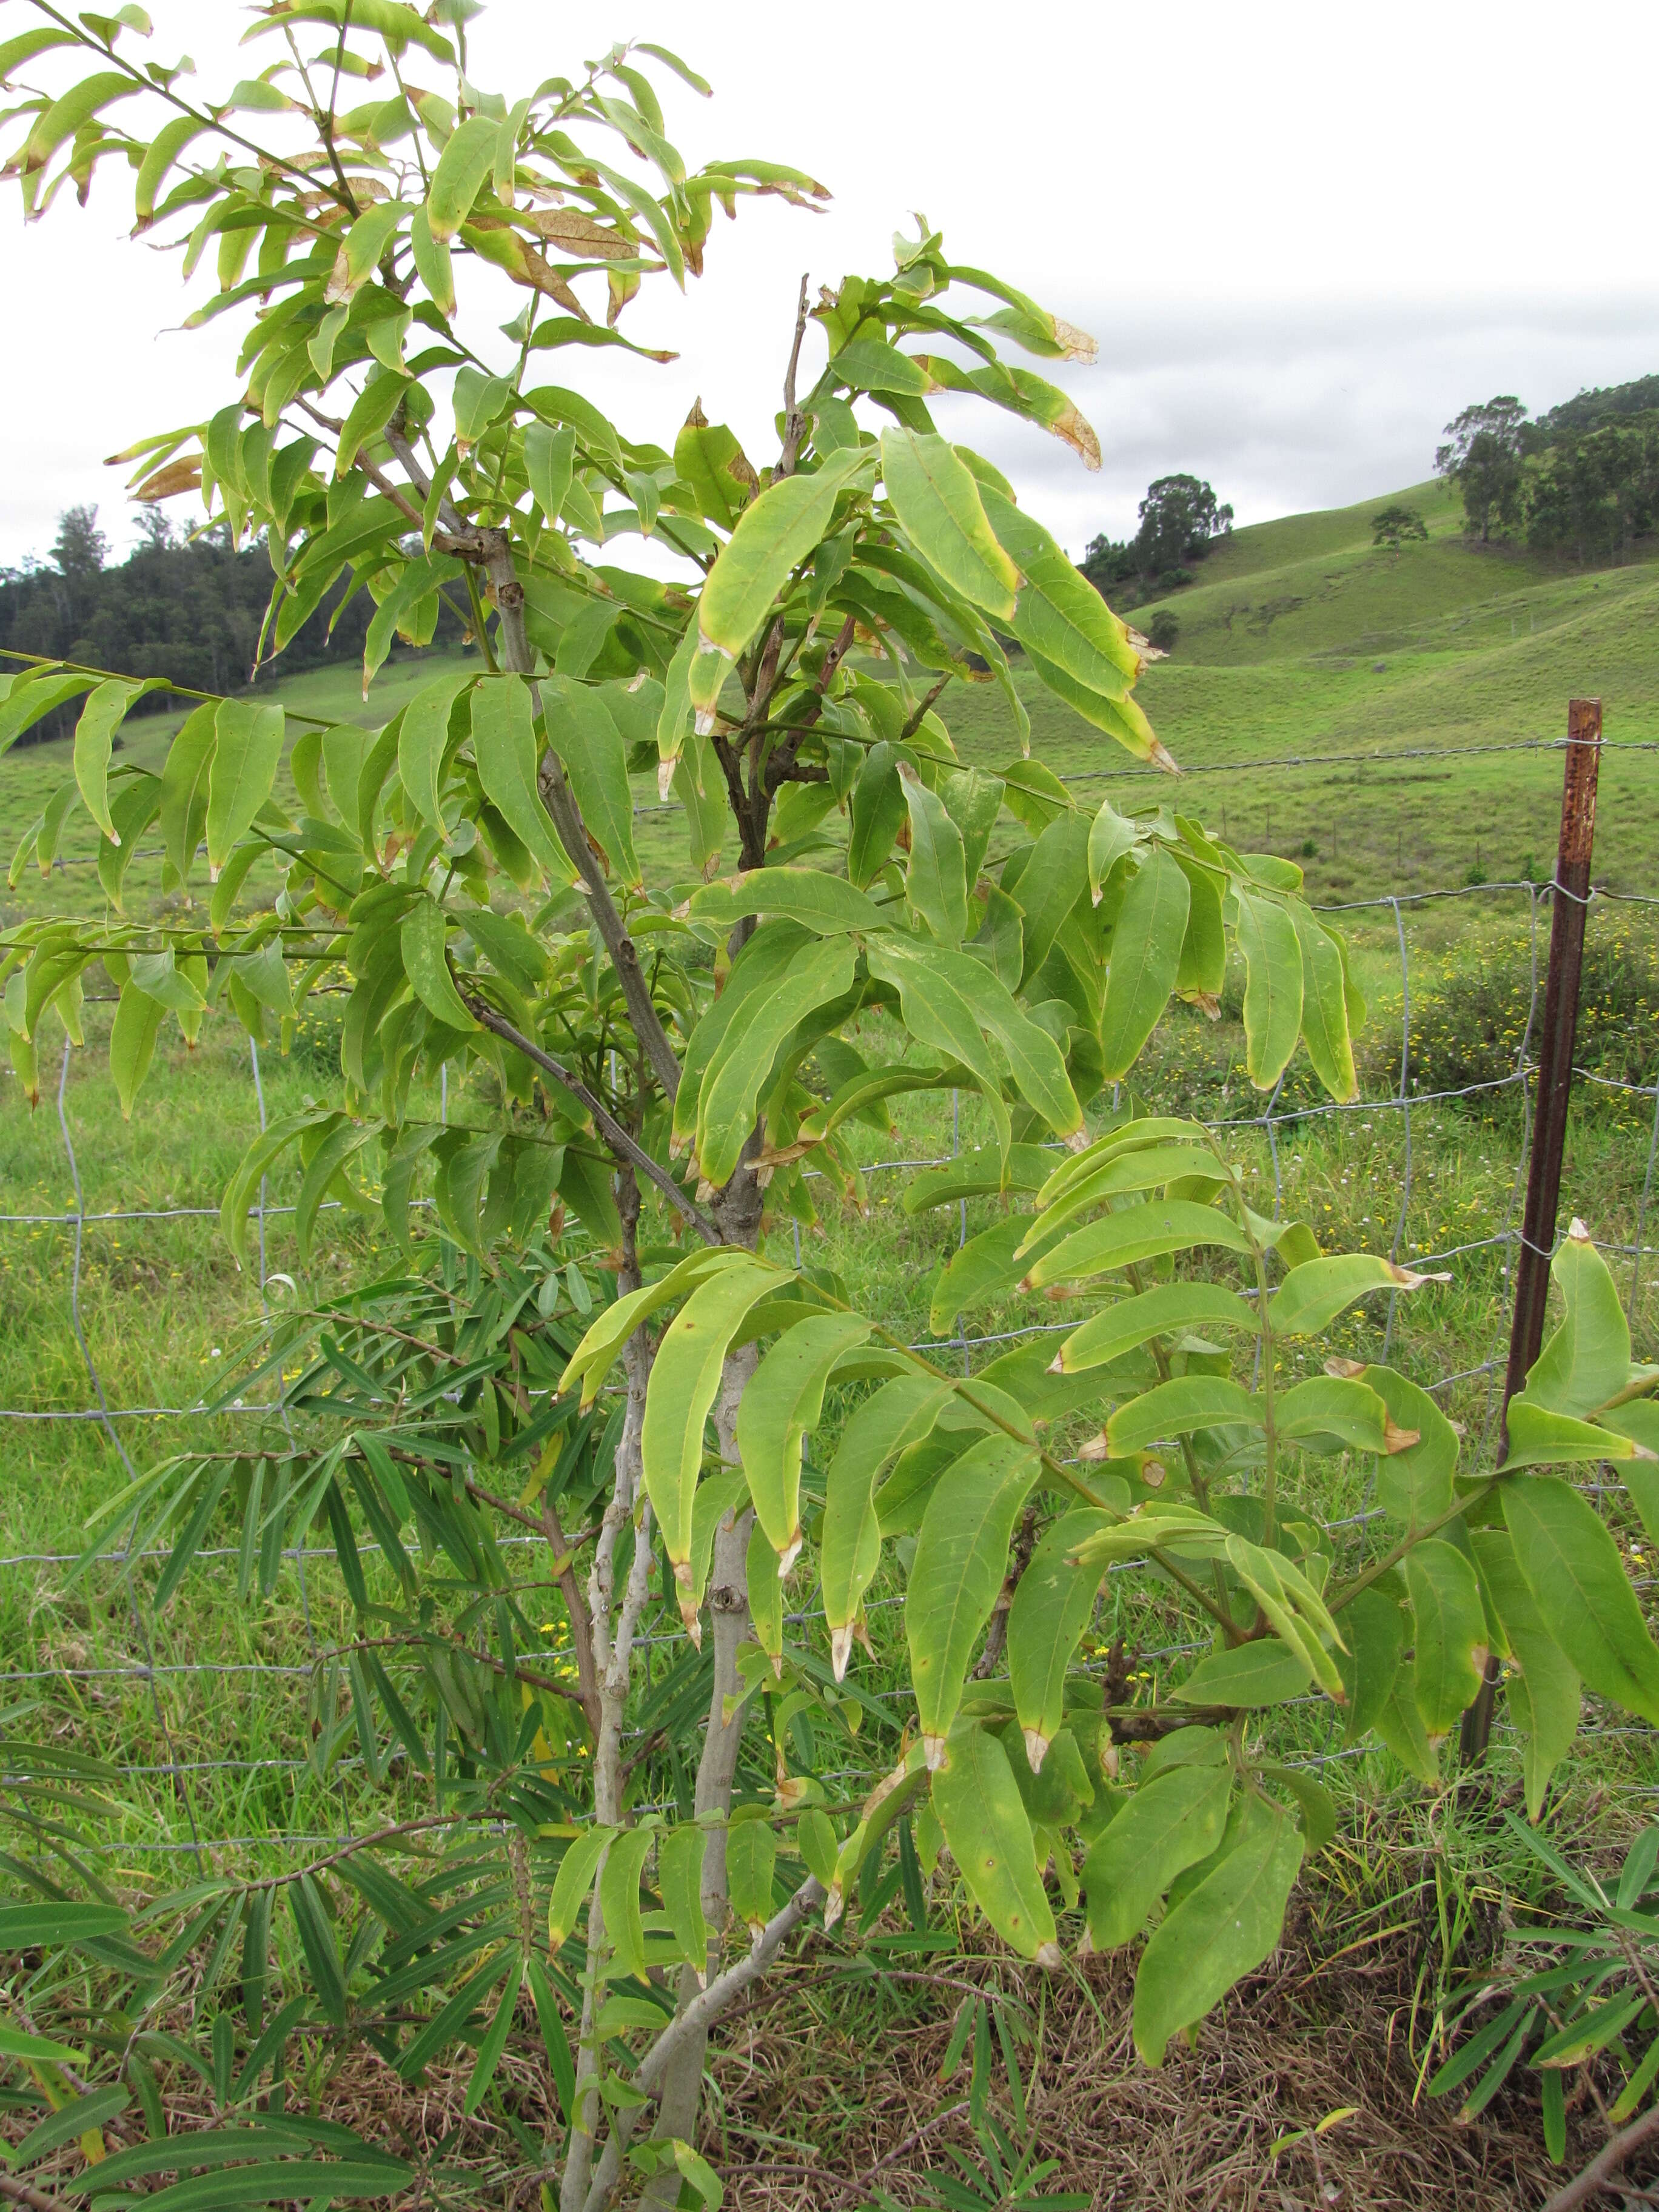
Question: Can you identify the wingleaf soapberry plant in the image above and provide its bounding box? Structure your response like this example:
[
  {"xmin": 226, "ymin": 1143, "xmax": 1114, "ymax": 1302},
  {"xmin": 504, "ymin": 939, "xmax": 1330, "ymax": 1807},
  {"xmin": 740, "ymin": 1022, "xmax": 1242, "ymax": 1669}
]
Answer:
[{"xmin": 2, "ymin": 8, "xmax": 1657, "ymax": 2204}]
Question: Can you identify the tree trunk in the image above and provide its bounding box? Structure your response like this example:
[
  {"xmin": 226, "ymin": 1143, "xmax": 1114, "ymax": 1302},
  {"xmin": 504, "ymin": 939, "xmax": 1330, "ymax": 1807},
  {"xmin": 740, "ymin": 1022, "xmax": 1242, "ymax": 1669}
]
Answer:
[{"xmin": 642, "ymin": 1170, "xmax": 763, "ymax": 2193}]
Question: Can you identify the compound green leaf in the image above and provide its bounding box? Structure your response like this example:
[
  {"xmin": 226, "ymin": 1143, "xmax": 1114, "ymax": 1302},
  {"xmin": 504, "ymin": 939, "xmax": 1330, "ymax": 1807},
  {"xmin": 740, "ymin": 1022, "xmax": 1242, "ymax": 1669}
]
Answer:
[
  {"xmin": 847, "ymin": 740, "xmax": 907, "ymax": 888},
  {"xmin": 471, "ymin": 674, "xmax": 571, "ymax": 886},
  {"xmin": 1026, "ymin": 1198, "xmax": 1253, "ymax": 1289},
  {"xmin": 398, "ymin": 666, "xmax": 474, "ymax": 831},
  {"xmin": 1236, "ymin": 890, "xmax": 1303, "ymax": 1090},
  {"xmin": 821, "ymin": 1375, "xmax": 952, "ymax": 1672},
  {"xmin": 1407, "ymin": 1539, "xmax": 1487, "ymax": 1738},
  {"xmin": 158, "ymin": 700, "xmax": 216, "ymax": 886},
  {"xmin": 642, "ymin": 1259, "xmax": 779, "ymax": 1601},
  {"xmin": 1058, "ymin": 1283, "xmax": 1256, "ymax": 1374},
  {"xmin": 426, "ymin": 113, "xmax": 500, "ymax": 238},
  {"xmin": 1363, "ymin": 1366, "xmax": 1459, "ymax": 1527},
  {"xmin": 726, "ymin": 1816, "xmax": 777, "ymax": 1934},
  {"xmin": 696, "ymin": 934, "xmax": 855, "ymax": 1185},
  {"xmin": 1503, "ymin": 1477, "xmax": 1659, "ymax": 1724},
  {"xmin": 900, "ymin": 762, "xmax": 969, "ymax": 945},
  {"xmin": 699, "ymin": 446, "xmax": 867, "ymax": 659},
  {"xmin": 1335, "ymin": 1583, "xmax": 1405, "ymax": 1743},
  {"xmin": 74, "ymin": 678, "xmax": 145, "ymax": 842},
  {"xmin": 207, "ymin": 700, "xmax": 285, "ymax": 877},
  {"xmin": 931, "ymin": 1721, "xmax": 1057, "ymax": 1963},
  {"xmin": 1082, "ymin": 1762, "xmax": 1231, "ymax": 1951},
  {"xmin": 1471, "ymin": 1528, "xmax": 1580, "ymax": 1818},
  {"xmin": 1100, "ymin": 846, "xmax": 1189, "ymax": 1080},
  {"xmin": 558, "ymin": 1248, "xmax": 731, "ymax": 1405},
  {"xmin": 598, "ymin": 1825, "xmax": 654, "ymax": 1983},
  {"xmin": 400, "ymin": 896, "xmax": 478, "ymax": 1032},
  {"xmin": 548, "ymin": 1826, "xmax": 614, "ymax": 1949},
  {"xmin": 540, "ymin": 673, "xmax": 640, "ymax": 887},
  {"xmin": 1008, "ymin": 1509, "xmax": 1114, "ymax": 1767},
  {"xmin": 1501, "ymin": 1399, "xmax": 1646, "ymax": 1472},
  {"xmin": 525, "ymin": 420, "xmax": 577, "ymax": 524},
  {"xmin": 1524, "ymin": 1224, "xmax": 1631, "ymax": 1419},
  {"xmin": 980, "ymin": 482, "xmax": 1142, "ymax": 695},
  {"xmin": 1276, "ymin": 1375, "xmax": 1390, "ymax": 1453},
  {"xmin": 908, "ymin": 1434, "xmax": 1039, "ymax": 1755},
  {"xmin": 687, "ymin": 867, "xmax": 885, "ymax": 938},
  {"xmin": 1172, "ymin": 1638, "xmax": 1312, "ymax": 1708},
  {"xmin": 1270, "ymin": 1255, "xmax": 1436, "ymax": 1339},
  {"xmin": 880, "ymin": 427, "xmax": 1018, "ymax": 618},
  {"xmin": 657, "ymin": 1822, "xmax": 710, "ymax": 1979},
  {"xmin": 1291, "ymin": 905, "xmax": 1357, "ymax": 1101},
  {"xmin": 736, "ymin": 1312, "xmax": 872, "ymax": 1562},
  {"xmin": 1131, "ymin": 1798, "xmax": 1302, "ymax": 2065},
  {"xmin": 110, "ymin": 980, "xmax": 167, "ymax": 1118},
  {"xmin": 1107, "ymin": 1377, "xmax": 1259, "ymax": 1456}
]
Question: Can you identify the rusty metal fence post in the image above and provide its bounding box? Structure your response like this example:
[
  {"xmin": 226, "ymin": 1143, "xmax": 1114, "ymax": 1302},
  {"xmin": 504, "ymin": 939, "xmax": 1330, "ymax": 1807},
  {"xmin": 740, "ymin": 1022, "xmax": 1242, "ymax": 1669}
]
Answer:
[{"xmin": 1461, "ymin": 698, "xmax": 1603, "ymax": 1767}]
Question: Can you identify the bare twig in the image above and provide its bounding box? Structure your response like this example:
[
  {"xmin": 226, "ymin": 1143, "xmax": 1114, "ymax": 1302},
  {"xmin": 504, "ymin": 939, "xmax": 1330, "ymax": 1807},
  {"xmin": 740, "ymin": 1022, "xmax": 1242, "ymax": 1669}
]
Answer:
[
  {"xmin": 779, "ymin": 273, "xmax": 811, "ymax": 478},
  {"xmin": 460, "ymin": 992, "xmax": 717, "ymax": 1244},
  {"xmin": 833, "ymin": 2098, "xmax": 973, "ymax": 2208},
  {"xmin": 0, "ymin": 2171, "xmax": 71, "ymax": 2211},
  {"xmin": 898, "ymin": 674, "xmax": 953, "ymax": 746},
  {"xmin": 580, "ymin": 1877, "xmax": 826, "ymax": 2212},
  {"xmin": 1541, "ymin": 2102, "xmax": 1659, "ymax": 2212}
]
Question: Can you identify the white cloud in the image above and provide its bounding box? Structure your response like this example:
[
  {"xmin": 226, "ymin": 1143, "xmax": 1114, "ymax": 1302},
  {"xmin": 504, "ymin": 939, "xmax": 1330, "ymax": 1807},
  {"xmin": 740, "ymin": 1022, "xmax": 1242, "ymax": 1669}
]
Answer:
[{"xmin": 2, "ymin": 0, "xmax": 1656, "ymax": 568}]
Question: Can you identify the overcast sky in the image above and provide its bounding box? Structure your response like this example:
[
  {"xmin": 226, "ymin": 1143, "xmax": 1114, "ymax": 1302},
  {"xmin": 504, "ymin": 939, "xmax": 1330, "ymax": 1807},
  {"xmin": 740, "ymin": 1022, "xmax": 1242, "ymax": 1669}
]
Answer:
[{"xmin": 2, "ymin": 0, "xmax": 1657, "ymax": 569}]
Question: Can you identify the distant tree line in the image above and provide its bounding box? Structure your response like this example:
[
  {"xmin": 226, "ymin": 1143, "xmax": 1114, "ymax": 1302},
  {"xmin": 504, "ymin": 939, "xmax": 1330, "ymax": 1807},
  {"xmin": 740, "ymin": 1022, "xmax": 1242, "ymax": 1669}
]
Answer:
[
  {"xmin": 1080, "ymin": 472, "xmax": 1233, "ymax": 605},
  {"xmin": 1435, "ymin": 375, "xmax": 1659, "ymax": 563},
  {"xmin": 0, "ymin": 504, "xmax": 466, "ymax": 743}
]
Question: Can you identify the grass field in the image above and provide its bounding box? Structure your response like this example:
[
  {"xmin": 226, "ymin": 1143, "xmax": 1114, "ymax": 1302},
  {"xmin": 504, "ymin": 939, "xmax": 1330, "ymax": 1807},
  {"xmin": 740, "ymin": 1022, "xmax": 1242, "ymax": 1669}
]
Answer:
[{"xmin": 3, "ymin": 483, "xmax": 1659, "ymax": 2200}]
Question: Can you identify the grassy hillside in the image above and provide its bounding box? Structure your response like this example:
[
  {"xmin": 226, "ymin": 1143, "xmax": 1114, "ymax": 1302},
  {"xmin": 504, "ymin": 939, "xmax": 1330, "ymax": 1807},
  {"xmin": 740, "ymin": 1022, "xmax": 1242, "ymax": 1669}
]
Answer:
[{"xmin": 5, "ymin": 468, "xmax": 1658, "ymax": 919}]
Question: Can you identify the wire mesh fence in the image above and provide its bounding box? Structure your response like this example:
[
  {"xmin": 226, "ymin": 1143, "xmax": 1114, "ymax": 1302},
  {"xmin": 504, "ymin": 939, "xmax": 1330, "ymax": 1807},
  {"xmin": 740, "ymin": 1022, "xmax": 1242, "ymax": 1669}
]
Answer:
[{"xmin": 2, "ymin": 864, "xmax": 1658, "ymax": 1864}]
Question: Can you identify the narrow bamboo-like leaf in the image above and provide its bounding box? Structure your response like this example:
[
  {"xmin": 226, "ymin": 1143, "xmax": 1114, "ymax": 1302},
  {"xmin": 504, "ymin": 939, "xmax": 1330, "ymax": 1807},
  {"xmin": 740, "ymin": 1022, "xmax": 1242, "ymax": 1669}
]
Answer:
[
  {"xmin": 1236, "ymin": 890, "xmax": 1303, "ymax": 1090},
  {"xmin": 1100, "ymin": 846, "xmax": 1188, "ymax": 1079},
  {"xmin": 736, "ymin": 1312, "xmax": 871, "ymax": 1562},
  {"xmin": 907, "ymin": 1434, "xmax": 1039, "ymax": 1758},
  {"xmin": 289, "ymin": 1873, "xmax": 348, "ymax": 2026},
  {"xmin": 931, "ymin": 1722, "xmax": 1058, "ymax": 1963},
  {"xmin": 1083, "ymin": 1763, "xmax": 1231, "ymax": 1949},
  {"xmin": 641, "ymin": 1260, "xmax": 778, "ymax": 1606},
  {"xmin": 1407, "ymin": 1540, "xmax": 1487, "ymax": 1738},
  {"xmin": 464, "ymin": 1954, "xmax": 524, "ymax": 2114},
  {"xmin": 206, "ymin": 700, "xmax": 284, "ymax": 877},
  {"xmin": 1503, "ymin": 1477, "xmax": 1659, "ymax": 1725},
  {"xmin": 698, "ymin": 446, "xmax": 868, "ymax": 657},
  {"xmin": 1008, "ymin": 1509, "xmax": 1114, "ymax": 1768},
  {"xmin": 1131, "ymin": 1799, "xmax": 1303, "ymax": 2065},
  {"xmin": 880, "ymin": 428, "xmax": 1019, "ymax": 617}
]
